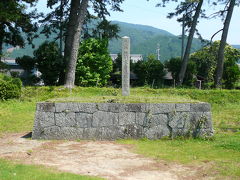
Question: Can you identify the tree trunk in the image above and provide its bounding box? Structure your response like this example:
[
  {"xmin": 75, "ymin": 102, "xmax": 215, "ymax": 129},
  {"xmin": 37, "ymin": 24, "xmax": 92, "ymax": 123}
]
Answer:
[
  {"xmin": 178, "ymin": 0, "xmax": 203, "ymax": 86},
  {"xmin": 181, "ymin": 13, "xmax": 185, "ymax": 61},
  {"xmin": 214, "ymin": 0, "xmax": 235, "ymax": 88},
  {"xmin": 57, "ymin": 0, "xmax": 65, "ymax": 85},
  {"xmin": 64, "ymin": 0, "xmax": 89, "ymax": 88},
  {"xmin": 59, "ymin": 0, "xmax": 64, "ymax": 55},
  {"xmin": 0, "ymin": 23, "xmax": 4, "ymax": 61},
  {"xmin": 0, "ymin": 41, "xmax": 2, "ymax": 62}
]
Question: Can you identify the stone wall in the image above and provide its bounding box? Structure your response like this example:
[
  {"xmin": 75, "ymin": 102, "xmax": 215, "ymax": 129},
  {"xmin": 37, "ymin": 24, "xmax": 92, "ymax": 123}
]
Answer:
[{"xmin": 32, "ymin": 102, "xmax": 213, "ymax": 140}]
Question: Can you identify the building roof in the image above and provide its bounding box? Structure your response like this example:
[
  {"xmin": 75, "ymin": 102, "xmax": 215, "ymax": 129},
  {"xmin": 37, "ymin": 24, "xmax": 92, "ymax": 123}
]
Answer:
[{"xmin": 1, "ymin": 58, "xmax": 17, "ymax": 66}]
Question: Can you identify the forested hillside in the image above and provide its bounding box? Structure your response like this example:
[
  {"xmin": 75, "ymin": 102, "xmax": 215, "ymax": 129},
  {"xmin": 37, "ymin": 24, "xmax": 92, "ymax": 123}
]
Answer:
[
  {"xmin": 232, "ymin": 45, "xmax": 240, "ymax": 49},
  {"xmin": 109, "ymin": 21, "xmax": 204, "ymax": 61},
  {"xmin": 7, "ymin": 21, "xmax": 207, "ymax": 61}
]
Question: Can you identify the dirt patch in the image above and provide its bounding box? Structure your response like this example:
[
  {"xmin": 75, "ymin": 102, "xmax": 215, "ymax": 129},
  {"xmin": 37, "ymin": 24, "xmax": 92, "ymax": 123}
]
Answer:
[{"xmin": 0, "ymin": 133, "xmax": 210, "ymax": 180}]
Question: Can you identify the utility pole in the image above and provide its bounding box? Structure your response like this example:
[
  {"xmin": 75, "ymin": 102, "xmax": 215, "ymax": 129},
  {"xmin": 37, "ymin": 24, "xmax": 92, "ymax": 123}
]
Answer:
[{"xmin": 156, "ymin": 43, "xmax": 160, "ymax": 61}]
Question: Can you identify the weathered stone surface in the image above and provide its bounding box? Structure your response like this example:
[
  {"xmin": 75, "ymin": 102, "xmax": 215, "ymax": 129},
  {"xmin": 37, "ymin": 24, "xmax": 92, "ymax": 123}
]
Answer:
[
  {"xmin": 33, "ymin": 102, "xmax": 213, "ymax": 140},
  {"xmin": 76, "ymin": 113, "xmax": 92, "ymax": 128},
  {"xmin": 55, "ymin": 112, "xmax": 76, "ymax": 127},
  {"xmin": 145, "ymin": 125, "xmax": 170, "ymax": 139},
  {"xmin": 136, "ymin": 112, "xmax": 147, "ymax": 126},
  {"xmin": 168, "ymin": 112, "xmax": 192, "ymax": 137},
  {"xmin": 57, "ymin": 127, "xmax": 82, "ymax": 140},
  {"xmin": 38, "ymin": 112, "xmax": 55, "ymax": 128},
  {"xmin": 101, "ymin": 126, "xmax": 125, "ymax": 140},
  {"xmin": 78, "ymin": 103, "xmax": 97, "ymax": 113},
  {"xmin": 42, "ymin": 126, "xmax": 61, "ymax": 139},
  {"xmin": 119, "ymin": 112, "xmax": 135, "ymax": 125},
  {"xmin": 175, "ymin": 103, "xmax": 190, "ymax": 112},
  {"xmin": 150, "ymin": 114, "xmax": 168, "ymax": 127},
  {"xmin": 191, "ymin": 103, "xmax": 211, "ymax": 112},
  {"xmin": 147, "ymin": 103, "xmax": 175, "ymax": 114},
  {"xmin": 125, "ymin": 104, "xmax": 146, "ymax": 112},
  {"xmin": 83, "ymin": 128, "xmax": 99, "ymax": 139},
  {"xmin": 97, "ymin": 103, "xmax": 125, "ymax": 113},
  {"xmin": 169, "ymin": 112, "xmax": 191, "ymax": 129},
  {"xmin": 92, "ymin": 111, "xmax": 118, "ymax": 127},
  {"xmin": 37, "ymin": 103, "xmax": 55, "ymax": 112},
  {"xmin": 189, "ymin": 112, "xmax": 213, "ymax": 137},
  {"xmin": 122, "ymin": 125, "xmax": 143, "ymax": 138},
  {"xmin": 122, "ymin": 36, "xmax": 130, "ymax": 96},
  {"xmin": 55, "ymin": 103, "xmax": 79, "ymax": 112}
]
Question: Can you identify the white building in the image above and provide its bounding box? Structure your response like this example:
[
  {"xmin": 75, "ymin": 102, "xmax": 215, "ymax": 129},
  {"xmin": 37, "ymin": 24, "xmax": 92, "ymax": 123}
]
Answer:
[
  {"xmin": 1, "ymin": 57, "xmax": 24, "ymax": 75},
  {"xmin": 110, "ymin": 54, "xmax": 143, "ymax": 63}
]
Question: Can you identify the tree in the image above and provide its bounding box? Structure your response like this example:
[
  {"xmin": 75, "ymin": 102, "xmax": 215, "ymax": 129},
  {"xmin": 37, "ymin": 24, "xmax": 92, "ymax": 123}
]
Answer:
[
  {"xmin": 41, "ymin": 0, "xmax": 70, "ymax": 85},
  {"xmin": 157, "ymin": 0, "xmax": 204, "ymax": 86},
  {"xmin": 92, "ymin": 19, "xmax": 120, "ymax": 41},
  {"xmin": 177, "ymin": 0, "xmax": 203, "ymax": 86},
  {"xmin": 0, "ymin": 0, "xmax": 39, "ymax": 60},
  {"xmin": 165, "ymin": 57, "xmax": 196, "ymax": 87},
  {"xmin": 215, "ymin": 0, "xmax": 236, "ymax": 88},
  {"xmin": 63, "ymin": 0, "xmax": 89, "ymax": 88},
  {"xmin": 16, "ymin": 55, "xmax": 35, "ymax": 73},
  {"xmin": 223, "ymin": 56, "xmax": 240, "ymax": 89},
  {"xmin": 34, "ymin": 41, "xmax": 64, "ymax": 85},
  {"xmin": 41, "ymin": 1, "xmax": 121, "ymax": 85},
  {"xmin": 64, "ymin": 0, "xmax": 124, "ymax": 88},
  {"xmin": 41, "ymin": 0, "xmax": 70, "ymax": 55},
  {"xmin": 16, "ymin": 55, "xmax": 37, "ymax": 85},
  {"xmin": 134, "ymin": 55, "xmax": 165, "ymax": 87},
  {"xmin": 75, "ymin": 38, "xmax": 112, "ymax": 86},
  {"xmin": 0, "ymin": 73, "xmax": 22, "ymax": 100},
  {"xmin": 190, "ymin": 41, "xmax": 240, "ymax": 89}
]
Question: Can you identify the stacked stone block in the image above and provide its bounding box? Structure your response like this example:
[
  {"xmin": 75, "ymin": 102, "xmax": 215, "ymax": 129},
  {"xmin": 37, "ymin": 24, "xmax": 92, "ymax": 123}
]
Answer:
[{"xmin": 32, "ymin": 102, "xmax": 213, "ymax": 140}]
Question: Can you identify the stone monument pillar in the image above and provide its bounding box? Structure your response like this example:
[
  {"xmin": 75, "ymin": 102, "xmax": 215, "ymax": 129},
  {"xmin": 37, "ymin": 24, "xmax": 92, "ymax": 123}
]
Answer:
[{"xmin": 122, "ymin": 36, "xmax": 130, "ymax": 96}]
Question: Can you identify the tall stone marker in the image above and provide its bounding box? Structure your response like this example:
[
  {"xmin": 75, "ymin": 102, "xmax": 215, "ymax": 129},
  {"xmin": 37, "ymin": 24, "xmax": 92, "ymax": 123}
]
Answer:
[{"xmin": 122, "ymin": 36, "xmax": 130, "ymax": 96}]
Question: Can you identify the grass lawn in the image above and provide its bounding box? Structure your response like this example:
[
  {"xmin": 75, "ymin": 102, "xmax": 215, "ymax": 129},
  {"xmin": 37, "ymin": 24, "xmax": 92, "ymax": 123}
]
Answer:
[
  {"xmin": 0, "ymin": 86, "xmax": 240, "ymax": 179},
  {"xmin": 0, "ymin": 159, "xmax": 103, "ymax": 180}
]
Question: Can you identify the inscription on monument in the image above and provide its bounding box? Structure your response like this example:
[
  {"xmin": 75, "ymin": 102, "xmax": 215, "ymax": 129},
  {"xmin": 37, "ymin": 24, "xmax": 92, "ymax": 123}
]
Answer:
[{"xmin": 122, "ymin": 36, "xmax": 130, "ymax": 96}]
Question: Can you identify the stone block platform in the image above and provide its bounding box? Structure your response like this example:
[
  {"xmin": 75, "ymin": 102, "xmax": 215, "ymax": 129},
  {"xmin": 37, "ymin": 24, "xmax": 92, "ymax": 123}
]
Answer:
[{"xmin": 32, "ymin": 102, "xmax": 213, "ymax": 140}]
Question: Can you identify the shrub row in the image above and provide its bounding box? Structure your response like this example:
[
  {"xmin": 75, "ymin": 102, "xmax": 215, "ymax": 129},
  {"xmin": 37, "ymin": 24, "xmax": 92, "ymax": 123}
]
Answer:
[{"xmin": 0, "ymin": 73, "xmax": 22, "ymax": 100}]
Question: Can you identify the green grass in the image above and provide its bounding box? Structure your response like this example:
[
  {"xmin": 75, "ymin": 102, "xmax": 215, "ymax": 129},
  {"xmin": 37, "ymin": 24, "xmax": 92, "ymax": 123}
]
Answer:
[
  {"xmin": 118, "ymin": 133, "xmax": 240, "ymax": 178},
  {"xmin": 0, "ymin": 159, "xmax": 103, "ymax": 180},
  {"xmin": 1, "ymin": 86, "xmax": 239, "ymax": 133},
  {"xmin": 0, "ymin": 86, "xmax": 240, "ymax": 178},
  {"xmin": 0, "ymin": 100, "xmax": 35, "ymax": 133}
]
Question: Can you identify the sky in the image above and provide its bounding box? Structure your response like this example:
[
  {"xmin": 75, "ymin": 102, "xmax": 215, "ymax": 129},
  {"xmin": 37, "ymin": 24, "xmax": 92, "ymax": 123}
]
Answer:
[{"xmin": 35, "ymin": 0, "xmax": 240, "ymax": 45}]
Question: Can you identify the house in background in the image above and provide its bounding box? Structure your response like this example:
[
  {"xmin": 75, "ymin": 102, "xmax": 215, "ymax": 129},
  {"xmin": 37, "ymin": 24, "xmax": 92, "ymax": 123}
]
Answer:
[
  {"xmin": 110, "ymin": 54, "xmax": 143, "ymax": 63},
  {"xmin": 1, "ymin": 57, "xmax": 24, "ymax": 76},
  {"xmin": 1, "ymin": 57, "xmax": 43, "ymax": 85}
]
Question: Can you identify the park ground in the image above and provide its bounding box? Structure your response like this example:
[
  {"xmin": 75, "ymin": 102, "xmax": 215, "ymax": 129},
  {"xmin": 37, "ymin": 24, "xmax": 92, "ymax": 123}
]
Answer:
[{"xmin": 0, "ymin": 87, "xmax": 240, "ymax": 180}]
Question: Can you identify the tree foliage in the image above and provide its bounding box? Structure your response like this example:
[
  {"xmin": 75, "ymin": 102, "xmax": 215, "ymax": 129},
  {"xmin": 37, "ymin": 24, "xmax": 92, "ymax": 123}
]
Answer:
[
  {"xmin": 75, "ymin": 38, "xmax": 112, "ymax": 86},
  {"xmin": 0, "ymin": 0, "xmax": 40, "ymax": 59},
  {"xmin": 165, "ymin": 57, "xmax": 196, "ymax": 87},
  {"xmin": 64, "ymin": 0, "xmax": 124, "ymax": 88},
  {"xmin": 190, "ymin": 41, "xmax": 240, "ymax": 89},
  {"xmin": 16, "ymin": 55, "xmax": 35, "ymax": 72},
  {"xmin": 34, "ymin": 41, "xmax": 64, "ymax": 85},
  {"xmin": 215, "ymin": 0, "xmax": 236, "ymax": 88},
  {"xmin": 0, "ymin": 73, "xmax": 22, "ymax": 100},
  {"xmin": 133, "ymin": 55, "xmax": 165, "ymax": 87}
]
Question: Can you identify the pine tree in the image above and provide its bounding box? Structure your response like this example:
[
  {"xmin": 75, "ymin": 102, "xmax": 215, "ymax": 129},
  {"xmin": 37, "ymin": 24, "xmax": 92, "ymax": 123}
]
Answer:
[
  {"xmin": 63, "ymin": 0, "xmax": 124, "ymax": 88},
  {"xmin": 0, "ymin": 0, "xmax": 39, "ymax": 60},
  {"xmin": 157, "ymin": 0, "xmax": 205, "ymax": 86},
  {"xmin": 215, "ymin": 0, "xmax": 236, "ymax": 88}
]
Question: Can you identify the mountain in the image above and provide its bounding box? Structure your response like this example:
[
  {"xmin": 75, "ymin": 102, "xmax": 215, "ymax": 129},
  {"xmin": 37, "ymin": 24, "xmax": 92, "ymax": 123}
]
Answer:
[
  {"xmin": 232, "ymin": 45, "xmax": 240, "ymax": 49},
  {"xmin": 7, "ymin": 21, "xmax": 205, "ymax": 62},
  {"xmin": 108, "ymin": 21, "xmax": 204, "ymax": 61}
]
